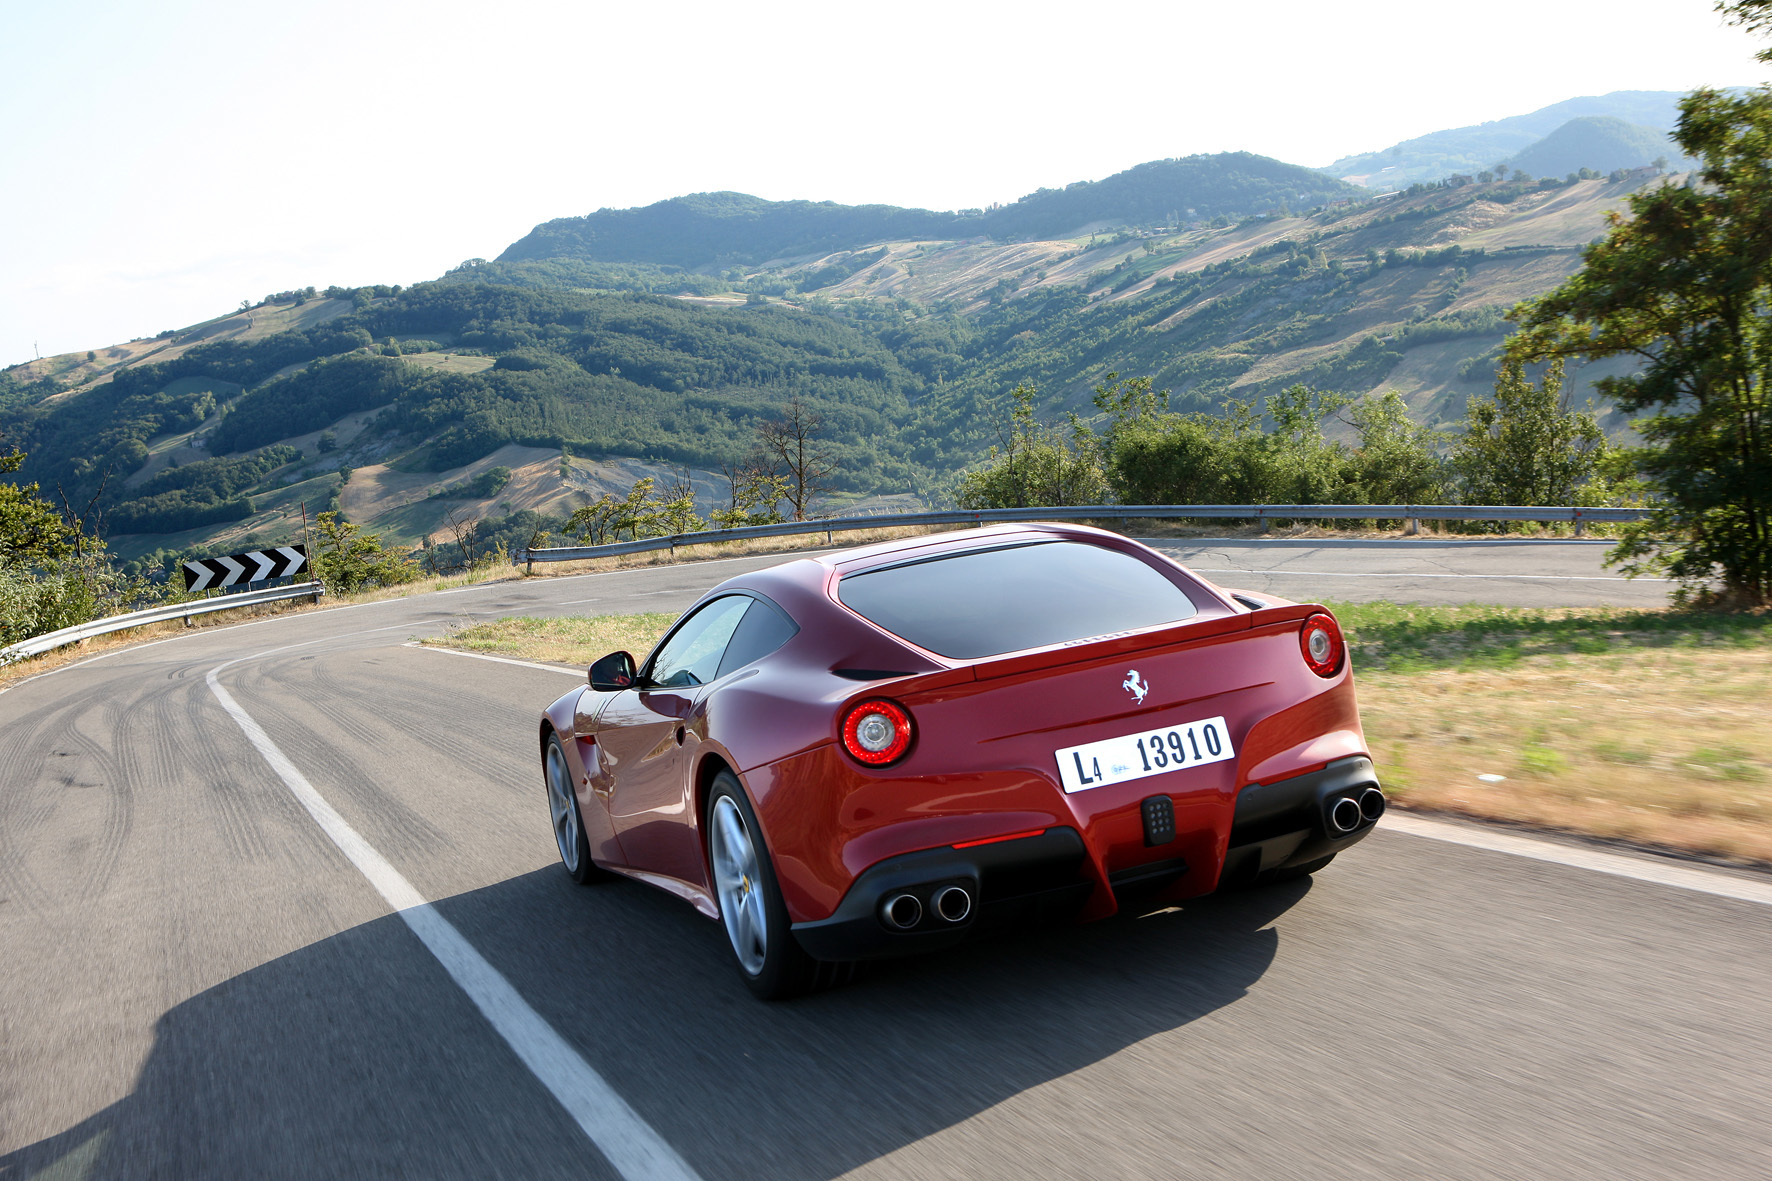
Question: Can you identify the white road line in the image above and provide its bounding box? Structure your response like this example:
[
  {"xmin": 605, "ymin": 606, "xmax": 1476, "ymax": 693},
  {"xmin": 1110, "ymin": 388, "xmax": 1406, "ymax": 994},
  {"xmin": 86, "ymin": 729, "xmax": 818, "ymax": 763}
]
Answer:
[
  {"xmin": 205, "ymin": 666, "xmax": 699, "ymax": 1181},
  {"xmin": 1384, "ymin": 813, "xmax": 1772, "ymax": 907},
  {"xmin": 406, "ymin": 643, "xmax": 586, "ymax": 677},
  {"xmin": 1187, "ymin": 567, "xmax": 1673, "ymax": 583},
  {"xmin": 560, "ymin": 598, "xmax": 602, "ymax": 605}
]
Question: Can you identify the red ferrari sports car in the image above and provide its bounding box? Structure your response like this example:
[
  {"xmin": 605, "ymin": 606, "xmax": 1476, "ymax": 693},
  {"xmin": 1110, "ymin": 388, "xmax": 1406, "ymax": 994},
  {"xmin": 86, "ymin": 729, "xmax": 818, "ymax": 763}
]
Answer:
[{"xmin": 539, "ymin": 523, "xmax": 1383, "ymax": 998}]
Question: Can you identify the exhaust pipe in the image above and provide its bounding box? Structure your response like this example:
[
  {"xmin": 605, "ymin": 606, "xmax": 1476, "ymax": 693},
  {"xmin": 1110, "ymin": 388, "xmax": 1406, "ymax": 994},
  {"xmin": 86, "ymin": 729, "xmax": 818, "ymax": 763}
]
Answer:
[
  {"xmin": 1328, "ymin": 796, "xmax": 1364, "ymax": 835},
  {"xmin": 880, "ymin": 892, "xmax": 923, "ymax": 930},
  {"xmin": 932, "ymin": 885, "xmax": 972, "ymax": 923},
  {"xmin": 1360, "ymin": 786, "xmax": 1386, "ymax": 822}
]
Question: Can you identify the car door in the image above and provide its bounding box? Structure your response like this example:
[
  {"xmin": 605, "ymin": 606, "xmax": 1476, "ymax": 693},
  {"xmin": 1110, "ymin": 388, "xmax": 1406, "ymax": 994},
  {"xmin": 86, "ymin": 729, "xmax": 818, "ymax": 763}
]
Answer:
[{"xmin": 594, "ymin": 595, "xmax": 753, "ymax": 887}]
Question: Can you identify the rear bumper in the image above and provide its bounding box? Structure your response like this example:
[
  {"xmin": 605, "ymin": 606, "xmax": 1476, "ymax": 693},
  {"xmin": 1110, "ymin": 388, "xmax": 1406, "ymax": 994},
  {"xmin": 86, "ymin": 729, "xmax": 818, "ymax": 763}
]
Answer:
[
  {"xmin": 790, "ymin": 827, "xmax": 1093, "ymax": 961},
  {"xmin": 785, "ymin": 756, "xmax": 1382, "ymax": 962},
  {"xmin": 1220, "ymin": 755, "xmax": 1382, "ymax": 884}
]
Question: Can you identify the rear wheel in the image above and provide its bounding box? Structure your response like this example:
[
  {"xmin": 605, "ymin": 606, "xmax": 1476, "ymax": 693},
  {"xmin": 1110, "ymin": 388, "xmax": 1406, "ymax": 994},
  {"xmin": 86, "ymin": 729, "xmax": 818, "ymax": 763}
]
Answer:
[
  {"xmin": 706, "ymin": 772, "xmax": 842, "ymax": 1000},
  {"xmin": 544, "ymin": 732, "xmax": 606, "ymax": 885}
]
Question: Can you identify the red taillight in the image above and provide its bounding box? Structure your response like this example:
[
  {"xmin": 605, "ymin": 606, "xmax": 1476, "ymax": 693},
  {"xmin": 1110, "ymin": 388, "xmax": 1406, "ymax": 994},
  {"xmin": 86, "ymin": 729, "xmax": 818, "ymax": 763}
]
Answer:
[
  {"xmin": 1300, "ymin": 612, "xmax": 1345, "ymax": 677},
  {"xmin": 840, "ymin": 698, "xmax": 914, "ymax": 766}
]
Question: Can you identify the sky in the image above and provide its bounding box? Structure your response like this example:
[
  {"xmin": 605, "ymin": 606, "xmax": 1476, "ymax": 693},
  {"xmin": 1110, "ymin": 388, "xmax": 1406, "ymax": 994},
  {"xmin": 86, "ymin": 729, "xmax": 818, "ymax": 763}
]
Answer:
[{"xmin": 1, "ymin": 0, "xmax": 1764, "ymax": 368}]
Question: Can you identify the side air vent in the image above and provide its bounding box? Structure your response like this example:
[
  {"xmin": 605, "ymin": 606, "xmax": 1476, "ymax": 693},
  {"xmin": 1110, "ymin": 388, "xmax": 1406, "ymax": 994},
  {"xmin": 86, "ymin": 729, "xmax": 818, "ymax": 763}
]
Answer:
[{"xmin": 833, "ymin": 669, "xmax": 915, "ymax": 681}]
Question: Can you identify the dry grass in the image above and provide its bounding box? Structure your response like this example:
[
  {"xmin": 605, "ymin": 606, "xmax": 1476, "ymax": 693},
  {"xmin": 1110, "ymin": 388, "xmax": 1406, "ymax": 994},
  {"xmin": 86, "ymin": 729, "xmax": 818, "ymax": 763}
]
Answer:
[
  {"xmin": 423, "ymin": 613, "xmax": 675, "ymax": 667},
  {"xmin": 1337, "ymin": 602, "xmax": 1772, "ymax": 865},
  {"xmin": 400, "ymin": 351, "xmax": 497, "ymax": 374},
  {"xmin": 1362, "ymin": 653, "xmax": 1772, "ymax": 865}
]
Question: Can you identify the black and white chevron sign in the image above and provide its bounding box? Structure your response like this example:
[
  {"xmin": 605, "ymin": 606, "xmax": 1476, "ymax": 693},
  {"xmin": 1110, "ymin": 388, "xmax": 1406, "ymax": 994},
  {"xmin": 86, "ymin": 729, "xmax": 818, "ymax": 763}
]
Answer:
[{"xmin": 183, "ymin": 545, "xmax": 308, "ymax": 592}]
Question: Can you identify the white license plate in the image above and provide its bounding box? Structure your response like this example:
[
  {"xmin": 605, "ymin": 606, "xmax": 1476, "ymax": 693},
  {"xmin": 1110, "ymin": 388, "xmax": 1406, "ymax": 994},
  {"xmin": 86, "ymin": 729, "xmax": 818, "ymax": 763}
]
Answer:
[{"xmin": 1055, "ymin": 716, "xmax": 1235, "ymax": 794}]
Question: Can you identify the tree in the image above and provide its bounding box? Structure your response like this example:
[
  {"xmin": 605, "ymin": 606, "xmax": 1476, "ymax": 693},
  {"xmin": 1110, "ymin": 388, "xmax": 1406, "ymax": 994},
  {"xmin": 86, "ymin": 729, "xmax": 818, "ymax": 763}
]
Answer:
[
  {"xmin": 568, "ymin": 494, "xmax": 624, "ymax": 545},
  {"xmin": 312, "ymin": 511, "xmax": 418, "ymax": 593},
  {"xmin": 755, "ymin": 397, "xmax": 835, "ymax": 521},
  {"xmin": 954, "ymin": 382, "xmax": 1107, "ymax": 509},
  {"xmin": 1452, "ymin": 360, "xmax": 1607, "ymax": 507},
  {"xmin": 0, "ymin": 447, "xmax": 77, "ymax": 564},
  {"xmin": 440, "ymin": 507, "xmax": 484, "ymax": 571},
  {"xmin": 1508, "ymin": 86, "xmax": 1772, "ymax": 603},
  {"xmin": 713, "ymin": 459, "xmax": 789, "ymax": 529},
  {"xmin": 1345, "ymin": 392, "xmax": 1451, "ymax": 506},
  {"xmin": 1096, "ymin": 377, "xmax": 1361, "ymax": 508},
  {"xmin": 1718, "ymin": 0, "xmax": 1772, "ymax": 61},
  {"xmin": 652, "ymin": 468, "xmax": 705, "ymax": 536}
]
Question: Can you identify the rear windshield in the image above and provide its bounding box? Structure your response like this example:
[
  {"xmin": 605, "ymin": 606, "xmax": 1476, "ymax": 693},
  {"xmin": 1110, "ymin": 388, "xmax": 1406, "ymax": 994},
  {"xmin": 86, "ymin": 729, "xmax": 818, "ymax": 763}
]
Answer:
[{"xmin": 837, "ymin": 541, "xmax": 1198, "ymax": 659}]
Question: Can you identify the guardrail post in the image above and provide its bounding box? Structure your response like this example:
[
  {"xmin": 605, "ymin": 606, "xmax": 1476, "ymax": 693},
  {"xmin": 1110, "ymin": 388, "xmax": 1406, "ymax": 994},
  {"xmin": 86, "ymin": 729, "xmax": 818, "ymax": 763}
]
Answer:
[
  {"xmin": 1405, "ymin": 517, "xmax": 1419, "ymax": 536},
  {"xmin": 1574, "ymin": 510, "xmax": 1586, "ymax": 538}
]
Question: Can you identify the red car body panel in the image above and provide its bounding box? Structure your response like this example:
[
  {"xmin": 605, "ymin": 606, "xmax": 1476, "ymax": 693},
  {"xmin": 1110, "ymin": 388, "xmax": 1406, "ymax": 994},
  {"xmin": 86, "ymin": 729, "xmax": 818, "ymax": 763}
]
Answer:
[{"xmin": 540, "ymin": 523, "xmax": 1377, "ymax": 944}]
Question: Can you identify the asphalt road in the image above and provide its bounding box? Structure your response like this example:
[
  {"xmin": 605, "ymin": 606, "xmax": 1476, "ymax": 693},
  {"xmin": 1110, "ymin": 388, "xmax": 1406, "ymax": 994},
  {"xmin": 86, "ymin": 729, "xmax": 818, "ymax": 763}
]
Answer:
[
  {"xmin": 1142, "ymin": 536, "xmax": 1675, "ymax": 607},
  {"xmin": 4, "ymin": 541, "xmax": 1768, "ymax": 1180}
]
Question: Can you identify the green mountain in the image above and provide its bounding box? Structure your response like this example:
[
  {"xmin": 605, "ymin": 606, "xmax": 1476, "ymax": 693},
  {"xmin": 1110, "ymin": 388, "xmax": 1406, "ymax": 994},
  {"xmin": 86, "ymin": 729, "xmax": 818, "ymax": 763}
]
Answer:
[
  {"xmin": 3, "ymin": 141, "xmax": 1658, "ymax": 566},
  {"xmin": 1323, "ymin": 91, "xmax": 1687, "ymax": 188},
  {"xmin": 500, "ymin": 154, "xmax": 1364, "ymax": 269},
  {"xmin": 1505, "ymin": 116, "xmax": 1684, "ymax": 178}
]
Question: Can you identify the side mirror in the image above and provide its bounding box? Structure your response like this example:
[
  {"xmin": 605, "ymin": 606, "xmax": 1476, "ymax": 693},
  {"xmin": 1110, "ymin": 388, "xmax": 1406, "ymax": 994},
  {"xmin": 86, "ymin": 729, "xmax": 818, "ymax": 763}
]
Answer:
[{"xmin": 589, "ymin": 650, "xmax": 638, "ymax": 691}]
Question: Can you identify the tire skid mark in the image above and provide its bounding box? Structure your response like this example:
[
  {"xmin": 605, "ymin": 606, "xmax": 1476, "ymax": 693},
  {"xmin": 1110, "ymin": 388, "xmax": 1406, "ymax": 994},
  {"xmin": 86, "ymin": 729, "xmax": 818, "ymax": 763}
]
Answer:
[
  {"xmin": 301, "ymin": 652, "xmax": 533, "ymax": 791},
  {"xmin": 0, "ymin": 691, "xmax": 135, "ymax": 908},
  {"xmin": 227, "ymin": 657, "xmax": 461, "ymax": 864},
  {"xmin": 0, "ymin": 695, "xmax": 86, "ymax": 910},
  {"xmin": 176, "ymin": 678, "xmax": 280, "ymax": 864}
]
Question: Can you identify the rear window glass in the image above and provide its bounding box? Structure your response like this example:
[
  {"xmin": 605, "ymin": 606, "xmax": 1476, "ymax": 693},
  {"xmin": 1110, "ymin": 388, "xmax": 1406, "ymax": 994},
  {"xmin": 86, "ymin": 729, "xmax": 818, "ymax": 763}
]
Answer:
[{"xmin": 837, "ymin": 541, "xmax": 1198, "ymax": 659}]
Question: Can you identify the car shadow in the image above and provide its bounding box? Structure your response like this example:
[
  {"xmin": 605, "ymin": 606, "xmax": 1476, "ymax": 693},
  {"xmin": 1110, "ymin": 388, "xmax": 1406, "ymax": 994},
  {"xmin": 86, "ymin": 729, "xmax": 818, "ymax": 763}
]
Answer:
[{"xmin": 2, "ymin": 869, "xmax": 1309, "ymax": 1180}]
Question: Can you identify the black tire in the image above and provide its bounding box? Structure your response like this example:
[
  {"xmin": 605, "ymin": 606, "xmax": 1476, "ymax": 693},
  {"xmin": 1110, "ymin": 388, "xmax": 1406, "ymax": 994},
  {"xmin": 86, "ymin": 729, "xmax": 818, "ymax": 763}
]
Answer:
[
  {"xmin": 1258, "ymin": 853, "xmax": 1336, "ymax": 886},
  {"xmin": 705, "ymin": 772, "xmax": 845, "ymax": 1000},
  {"xmin": 544, "ymin": 731, "xmax": 607, "ymax": 885}
]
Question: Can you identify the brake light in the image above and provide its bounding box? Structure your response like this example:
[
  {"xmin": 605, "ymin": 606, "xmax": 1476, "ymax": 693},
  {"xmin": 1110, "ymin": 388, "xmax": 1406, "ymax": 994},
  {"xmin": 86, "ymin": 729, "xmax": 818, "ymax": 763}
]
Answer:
[
  {"xmin": 840, "ymin": 698, "xmax": 914, "ymax": 766},
  {"xmin": 1300, "ymin": 613, "xmax": 1345, "ymax": 677}
]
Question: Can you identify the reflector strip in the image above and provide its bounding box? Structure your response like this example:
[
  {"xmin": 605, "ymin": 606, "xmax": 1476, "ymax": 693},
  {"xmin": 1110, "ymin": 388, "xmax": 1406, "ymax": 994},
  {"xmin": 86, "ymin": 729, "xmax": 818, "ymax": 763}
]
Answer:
[{"xmin": 953, "ymin": 827, "xmax": 1049, "ymax": 849}]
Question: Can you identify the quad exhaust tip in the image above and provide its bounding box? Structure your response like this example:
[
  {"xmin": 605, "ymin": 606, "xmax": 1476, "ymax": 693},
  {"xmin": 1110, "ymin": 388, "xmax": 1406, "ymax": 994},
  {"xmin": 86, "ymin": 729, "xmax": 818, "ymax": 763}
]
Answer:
[
  {"xmin": 1329, "ymin": 796, "xmax": 1364, "ymax": 835},
  {"xmin": 1360, "ymin": 786, "xmax": 1387, "ymax": 822},
  {"xmin": 933, "ymin": 885, "xmax": 972, "ymax": 924},
  {"xmin": 881, "ymin": 892, "xmax": 922, "ymax": 930}
]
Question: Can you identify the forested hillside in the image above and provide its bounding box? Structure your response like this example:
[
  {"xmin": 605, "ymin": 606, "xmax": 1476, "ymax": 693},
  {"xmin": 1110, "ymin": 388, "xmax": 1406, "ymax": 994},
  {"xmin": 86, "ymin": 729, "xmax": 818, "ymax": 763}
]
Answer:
[{"xmin": 501, "ymin": 154, "xmax": 1362, "ymax": 269}]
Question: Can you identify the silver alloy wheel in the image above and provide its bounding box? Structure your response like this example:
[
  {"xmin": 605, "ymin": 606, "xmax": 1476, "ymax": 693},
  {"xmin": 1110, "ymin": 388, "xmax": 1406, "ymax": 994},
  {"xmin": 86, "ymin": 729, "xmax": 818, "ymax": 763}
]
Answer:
[
  {"xmin": 710, "ymin": 795, "xmax": 768, "ymax": 975},
  {"xmin": 545, "ymin": 741, "xmax": 580, "ymax": 873}
]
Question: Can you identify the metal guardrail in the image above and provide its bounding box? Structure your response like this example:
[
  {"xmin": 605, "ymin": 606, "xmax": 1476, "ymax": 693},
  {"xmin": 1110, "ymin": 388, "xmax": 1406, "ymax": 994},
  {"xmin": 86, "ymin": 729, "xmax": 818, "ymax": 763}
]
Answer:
[
  {"xmin": 0, "ymin": 581, "xmax": 326, "ymax": 666},
  {"xmin": 521, "ymin": 503, "xmax": 1652, "ymax": 567}
]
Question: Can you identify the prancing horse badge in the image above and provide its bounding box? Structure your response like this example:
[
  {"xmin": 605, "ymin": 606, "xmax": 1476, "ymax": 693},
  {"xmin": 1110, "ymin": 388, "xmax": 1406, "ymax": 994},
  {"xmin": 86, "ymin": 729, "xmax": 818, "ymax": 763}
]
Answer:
[{"xmin": 1122, "ymin": 669, "xmax": 1149, "ymax": 704}]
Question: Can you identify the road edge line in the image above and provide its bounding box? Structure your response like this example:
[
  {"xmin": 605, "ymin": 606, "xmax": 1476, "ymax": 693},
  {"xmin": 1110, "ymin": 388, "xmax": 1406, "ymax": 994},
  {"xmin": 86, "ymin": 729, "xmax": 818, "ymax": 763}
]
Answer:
[
  {"xmin": 1382, "ymin": 812, "xmax": 1772, "ymax": 906},
  {"xmin": 204, "ymin": 667, "xmax": 701, "ymax": 1181},
  {"xmin": 403, "ymin": 643, "xmax": 587, "ymax": 677}
]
